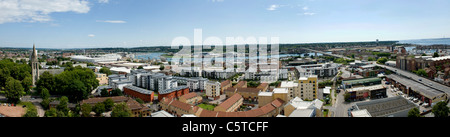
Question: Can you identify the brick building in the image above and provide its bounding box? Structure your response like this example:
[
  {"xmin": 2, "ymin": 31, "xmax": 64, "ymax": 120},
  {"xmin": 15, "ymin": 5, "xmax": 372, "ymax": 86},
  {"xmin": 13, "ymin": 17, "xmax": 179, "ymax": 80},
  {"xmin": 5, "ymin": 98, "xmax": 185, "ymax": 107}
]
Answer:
[
  {"xmin": 157, "ymin": 86, "xmax": 189, "ymax": 101},
  {"xmin": 123, "ymin": 85, "xmax": 154, "ymax": 102}
]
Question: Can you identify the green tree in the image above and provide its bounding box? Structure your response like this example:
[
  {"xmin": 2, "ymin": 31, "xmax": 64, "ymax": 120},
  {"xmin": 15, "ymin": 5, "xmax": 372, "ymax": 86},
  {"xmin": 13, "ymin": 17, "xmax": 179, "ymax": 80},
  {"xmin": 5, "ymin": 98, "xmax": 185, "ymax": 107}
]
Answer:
[
  {"xmin": 100, "ymin": 88, "xmax": 109, "ymax": 97},
  {"xmin": 37, "ymin": 71, "xmax": 55, "ymax": 94},
  {"xmin": 99, "ymin": 67, "xmax": 112, "ymax": 76},
  {"xmin": 57, "ymin": 96, "xmax": 70, "ymax": 115},
  {"xmin": 111, "ymin": 102, "xmax": 132, "ymax": 117},
  {"xmin": 368, "ymin": 57, "xmax": 376, "ymax": 61},
  {"xmin": 432, "ymin": 101, "xmax": 449, "ymax": 117},
  {"xmin": 40, "ymin": 88, "xmax": 50, "ymax": 100},
  {"xmin": 5, "ymin": 77, "xmax": 24, "ymax": 103},
  {"xmin": 344, "ymin": 92, "xmax": 351, "ymax": 102},
  {"xmin": 422, "ymin": 53, "xmax": 427, "ymax": 56},
  {"xmin": 103, "ymin": 98, "xmax": 115, "ymax": 111},
  {"xmin": 22, "ymin": 76, "xmax": 33, "ymax": 93},
  {"xmin": 45, "ymin": 108, "xmax": 58, "ymax": 117},
  {"xmin": 22, "ymin": 102, "xmax": 38, "ymax": 117},
  {"xmin": 137, "ymin": 66, "xmax": 144, "ymax": 69},
  {"xmin": 377, "ymin": 57, "xmax": 388, "ymax": 64},
  {"xmin": 40, "ymin": 98, "xmax": 50, "ymax": 110},
  {"xmin": 415, "ymin": 69, "xmax": 427, "ymax": 77},
  {"xmin": 433, "ymin": 52, "xmax": 439, "ymax": 58},
  {"xmin": 110, "ymin": 88, "xmax": 123, "ymax": 96},
  {"xmin": 81, "ymin": 103, "xmax": 92, "ymax": 117},
  {"xmin": 93, "ymin": 102, "xmax": 106, "ymax": 116},
  {"xmin": 408, "ymin": 108, "xmax": 422, "ymax": 117},
  {"xmin": 159, "ymin": 65, "xmax": 165, "ymax": 71}
]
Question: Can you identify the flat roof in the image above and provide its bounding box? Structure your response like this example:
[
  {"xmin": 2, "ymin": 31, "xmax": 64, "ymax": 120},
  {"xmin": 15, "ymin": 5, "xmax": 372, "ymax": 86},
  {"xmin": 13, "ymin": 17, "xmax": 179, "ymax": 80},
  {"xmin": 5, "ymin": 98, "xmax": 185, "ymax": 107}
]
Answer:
[
  {"xmin": 258, "ymin": 92, "xmax": 273, "ymax": 97},
  {"xmin": 124, "ymin": 85, "xmax": 154, "ymax": 95},
  {"xmin": 288, "ymin": 109, "xmax": 314, "ymax": 117},
  {"xmin": 351, "ymin": 109, "xmax": 372, "ymax": 117},
  {"xmin": 387, "ymin": 74, "xmax": 445, "ymax": 98},
  {"xmin": 151, "ymin": 110, "xmax": 174, "ymax": 117},
  {"xmin": 280, "ymin": 81, "xmax": 298, "ymax": 88},
  {"xmin": 342, "ymin": 77, "xmax": 381, "ymax": 85},
  {"xmin": 273, "ymin": 88, "xmax": 288, "ymax": 94},
  {"xmin": 346, "ymin": 85, "xmax": 385, "ymax": 92}
]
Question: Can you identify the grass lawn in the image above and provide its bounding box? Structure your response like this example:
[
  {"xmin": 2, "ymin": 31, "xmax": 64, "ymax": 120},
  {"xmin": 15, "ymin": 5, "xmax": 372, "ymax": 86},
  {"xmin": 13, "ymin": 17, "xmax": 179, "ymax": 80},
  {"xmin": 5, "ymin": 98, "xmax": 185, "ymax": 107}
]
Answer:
[{"xmin": 198, "ymin": 104, "xmax": 215, "ymax": 111}]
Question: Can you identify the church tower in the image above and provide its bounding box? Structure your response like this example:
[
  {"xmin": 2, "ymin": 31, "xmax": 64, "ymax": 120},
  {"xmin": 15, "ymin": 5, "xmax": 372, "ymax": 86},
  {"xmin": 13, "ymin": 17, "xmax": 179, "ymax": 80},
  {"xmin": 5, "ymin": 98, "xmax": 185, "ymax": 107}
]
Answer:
[{"xmin": 31, "ymin": 44, "xmax": 39, "ymax": 86}]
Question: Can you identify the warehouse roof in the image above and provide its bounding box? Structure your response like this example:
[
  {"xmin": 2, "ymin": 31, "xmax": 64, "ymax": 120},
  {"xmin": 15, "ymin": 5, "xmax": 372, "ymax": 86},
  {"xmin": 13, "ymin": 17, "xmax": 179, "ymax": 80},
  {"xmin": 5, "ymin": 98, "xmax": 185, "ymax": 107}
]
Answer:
[{"xmin": 342, "ymin": 77, "xmax": 381, "ymax": 85}]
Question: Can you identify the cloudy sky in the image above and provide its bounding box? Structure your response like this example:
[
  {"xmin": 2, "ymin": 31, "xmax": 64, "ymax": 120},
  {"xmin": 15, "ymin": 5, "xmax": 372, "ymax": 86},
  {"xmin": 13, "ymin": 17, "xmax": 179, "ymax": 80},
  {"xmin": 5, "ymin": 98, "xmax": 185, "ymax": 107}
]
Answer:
[{"xmin": 1, "ymin": 0, "xmax": 450, "ymax": 48}]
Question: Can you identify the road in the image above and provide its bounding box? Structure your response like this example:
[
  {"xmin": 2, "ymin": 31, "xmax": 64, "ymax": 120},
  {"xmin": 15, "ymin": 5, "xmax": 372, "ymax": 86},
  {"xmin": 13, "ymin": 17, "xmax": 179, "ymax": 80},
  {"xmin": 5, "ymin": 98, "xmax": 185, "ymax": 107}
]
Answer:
[
  {"xmin": 376, "ymin": 64, "xmax": 450, "ymax": 96},
  {"xmin": 21, "ymin": 96, "xmax": 45, "ymax": 117},
  {"xmin": 301, "ymin": 48, "xmax": 353, "ymax": 60}
]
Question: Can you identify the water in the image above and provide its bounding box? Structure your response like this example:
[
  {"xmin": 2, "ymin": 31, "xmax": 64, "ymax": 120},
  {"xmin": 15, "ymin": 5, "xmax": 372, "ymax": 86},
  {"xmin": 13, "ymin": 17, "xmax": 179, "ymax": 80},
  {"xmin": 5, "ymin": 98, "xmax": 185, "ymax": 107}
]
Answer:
[{"xmin": 399, "ymin": 38, "xmax": 450, "ymax": 46}]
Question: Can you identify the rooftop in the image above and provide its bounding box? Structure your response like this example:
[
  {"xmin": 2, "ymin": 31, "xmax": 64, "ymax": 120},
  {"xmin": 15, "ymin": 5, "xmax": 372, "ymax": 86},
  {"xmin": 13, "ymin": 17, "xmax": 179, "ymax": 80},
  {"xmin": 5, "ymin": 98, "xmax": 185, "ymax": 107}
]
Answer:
[
  {"xmin": 288, "ymin": 109, "xmax": 314, "ymax": 117},
  {"xmin": 258, "ymin": 92, "xmax": 273, "ymax": 97},
  {"xmin": 151, "ymin": 110, "xmax": 174, "ymax": 117},
  {"xmin": 273, "ymin": 88, "xmax": 288, "ymax": 94},
  {"xmin": 180, "ymin": 92, "xmax": 199, "ymax": 100},
  {"xmin": 346, "ymin": 85, "xmax": 385, "ymax": 92},
  {"xmin": 124, "ymin": 85, "xmax": 154, "ymax": 95},
  {"xmin": 351, "ymin": 109, "xmax": 372, "ymax": 117},
  {"xmin": 342, "ymin": 77, "xmax": 381, "ymax": 85},
  {"xmin": 159, "ymin": 86, "xmax": 188, "ymax": 95},
  {"xmin": 216, "ymin": 93, "xmax": 243, "ymax": 110},
  {"xmin": 280, "ymin": 81, "xmax": 298, "ymax": 88}
]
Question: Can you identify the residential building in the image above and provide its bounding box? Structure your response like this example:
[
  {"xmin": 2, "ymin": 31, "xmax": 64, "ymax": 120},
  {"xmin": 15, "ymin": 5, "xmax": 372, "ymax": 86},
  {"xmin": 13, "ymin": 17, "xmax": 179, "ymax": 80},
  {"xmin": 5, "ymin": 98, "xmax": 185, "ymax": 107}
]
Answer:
[
  {"xmin": 257, "ymin": 92, "xmax": 274, "ymax": 107},
  {"xmin": 196, "ymin": 98, "xmax": 285, "ymax": 117},
  {"xmin": 158, "ymin": 86, "xmax": 189, "ymax": 101},
  {"xmin": 159, "ymin": 98, "xmax": 200, "ymax": 117},
  {"xmin": 214, "ymin": 93, "xmax": 244, "ymax": 112},
  {"xmin": 123, "ymin": 85, "xmax": 154, "ymax": 102},
  {"xmin": 80, "ymin": 96, "xmax": 151, "ymax": 117},
  {"xmin": 283, "ymin": 97, "xmax": 324, "ymax": 117},
  {"xmin": 151, "ymin": 110, "xmax": 175, "ymax": 117},
  {"xmin": 298, "ymin": 75, "xmax": 318, "ymax": 100},
  {"xmin": 220, "ymin": 80, "xmax": 232, "ymax": 94},
  {"xmin": 179, "ymin": 92, "xmax": 202, "ymax": 105},
  {"xmin": 273, "ymin": 88, "xmax": 289, "ymax": 102},
  {"xmin": 280, "ymin": 81, "xmax": 299, "ymax": 101},
  {"xmin": 95, "ymin": 72, "xmax": 109, "ymax": 85},
  {"xmin": 295, "ymin": 63, "xmax": 339, "ymax": 78},
  {"xmin": 205, "ymin": 81, "xmax": 221, "ymax": 100}
]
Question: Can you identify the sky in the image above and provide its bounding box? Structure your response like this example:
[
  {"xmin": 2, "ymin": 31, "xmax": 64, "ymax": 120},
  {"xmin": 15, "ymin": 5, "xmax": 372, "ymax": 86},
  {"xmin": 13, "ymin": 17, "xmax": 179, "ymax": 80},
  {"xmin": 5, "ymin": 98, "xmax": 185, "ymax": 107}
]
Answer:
[{"xmin": 0, "ymin": 0, "xmax": 450, "ymax": 49}]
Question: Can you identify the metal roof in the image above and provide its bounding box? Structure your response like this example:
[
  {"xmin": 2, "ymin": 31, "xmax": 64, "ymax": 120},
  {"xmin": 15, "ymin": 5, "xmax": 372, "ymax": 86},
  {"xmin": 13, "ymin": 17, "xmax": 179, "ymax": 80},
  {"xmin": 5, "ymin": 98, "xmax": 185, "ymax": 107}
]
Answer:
[{"xmin": 124, "ymin": 85, "xmax": 154, "ymax": 95}]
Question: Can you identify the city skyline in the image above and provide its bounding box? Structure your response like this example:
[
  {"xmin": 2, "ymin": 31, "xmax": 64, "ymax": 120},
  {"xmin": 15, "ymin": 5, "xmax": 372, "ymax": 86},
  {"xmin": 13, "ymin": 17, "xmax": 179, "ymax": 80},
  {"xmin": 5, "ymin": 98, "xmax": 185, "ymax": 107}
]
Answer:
[{"xmin": 1, "ymin": 0, "xmax": 450, "ymax": 48}]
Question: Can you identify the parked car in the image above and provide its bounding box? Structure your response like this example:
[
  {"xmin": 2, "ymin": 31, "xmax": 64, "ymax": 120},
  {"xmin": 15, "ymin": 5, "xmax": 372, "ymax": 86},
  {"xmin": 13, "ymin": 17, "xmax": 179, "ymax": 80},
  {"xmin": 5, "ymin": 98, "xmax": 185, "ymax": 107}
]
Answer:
[{"xmin": 348, "ymin": 111, "xmax": 352, "ymax": 117}]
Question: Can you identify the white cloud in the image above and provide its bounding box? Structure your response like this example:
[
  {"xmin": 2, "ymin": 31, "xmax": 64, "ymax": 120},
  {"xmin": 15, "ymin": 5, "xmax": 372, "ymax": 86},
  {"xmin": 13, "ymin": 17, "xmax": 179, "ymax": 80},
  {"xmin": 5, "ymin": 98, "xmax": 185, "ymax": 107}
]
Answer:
[
  {"xmin": 267, "ymin": 5, "xmax": 280, "ymax": 11},
  {"xmin": 96, "ymin": 20, "xmax": 126, "ymax": 23},
  {"xmin": 98, "ymin": 0, "xmax": 109, "ymax": 4},
  {"xmin": 303, "ymin": 12, "xmax": 316, "ymax": 16},
  {"xmin": 0, "ymin": 0, "xmax": 91, "ymax": 24},
  {"xmin": 302, "ymin": 6, "xmax": 309, "ymax": 11},
  {"xmin": 88, "ymin": 34, "xmax": 95, "ymax": 37}
]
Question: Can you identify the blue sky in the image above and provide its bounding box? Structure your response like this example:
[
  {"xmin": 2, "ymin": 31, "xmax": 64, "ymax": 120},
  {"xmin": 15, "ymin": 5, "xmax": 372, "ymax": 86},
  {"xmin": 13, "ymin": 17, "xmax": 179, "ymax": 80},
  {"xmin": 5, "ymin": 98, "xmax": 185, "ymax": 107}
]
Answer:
[{"xmin": 1, "ymin": 0, "xmax": 450, "ymax": 49}]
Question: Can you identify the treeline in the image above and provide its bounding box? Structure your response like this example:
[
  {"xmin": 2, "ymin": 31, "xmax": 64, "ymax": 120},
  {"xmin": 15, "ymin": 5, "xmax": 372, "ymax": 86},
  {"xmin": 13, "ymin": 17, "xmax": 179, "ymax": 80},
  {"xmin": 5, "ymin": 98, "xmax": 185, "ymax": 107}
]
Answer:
[
  {"xmin": 0, "ymin": 59, "xmax": 32, "ymax": 103},
  {"xmin": 37, "ymin": 66, "xmax": 99, "ymax": 102}
]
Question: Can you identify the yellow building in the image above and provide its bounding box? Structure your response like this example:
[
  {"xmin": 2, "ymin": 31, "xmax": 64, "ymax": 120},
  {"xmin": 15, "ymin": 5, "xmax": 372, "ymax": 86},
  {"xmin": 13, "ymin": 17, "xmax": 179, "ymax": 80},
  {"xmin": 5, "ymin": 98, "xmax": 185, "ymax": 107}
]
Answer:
[
  {"xmin": 273, "ymin": 88, "xmax": 289, "ymax": 102},
  {"xmin": 95, "ymin": 72, "xmax": 108, "ymax": 85},
  {"xmin": 258, "ymin": 92, "xmax": 274, "ymax": 107},
  {"xmin": 298, "ymin": 75, "xmax": 318, "ymax": 101}
]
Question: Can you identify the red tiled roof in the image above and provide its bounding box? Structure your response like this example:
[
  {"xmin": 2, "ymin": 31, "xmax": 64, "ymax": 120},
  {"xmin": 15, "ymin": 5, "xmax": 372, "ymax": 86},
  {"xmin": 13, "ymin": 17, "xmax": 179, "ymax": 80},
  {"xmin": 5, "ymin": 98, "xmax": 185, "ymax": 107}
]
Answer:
[
  {"xmin": 224, "ymin": 87, "xmax": 261, "ymax": 93},
  {"xmin": 170, "ymin": 100, "xmax": 195, "ymax": 112},
  {"xmin": 180, "ymin": 92, "xmax": 198, "ymax": 100},
  {"xmin": 256, "ymin": 83, "xmax": 268, "ymax": 89},
  {"xmin": 216, "ymin": 93, "xmax": 243, "ymax": 111},
  {"xmin": 234, "ymin": 81, "xmax": 247, "ymax": 88},
  {"xmin": 196, "ymin": 98, "xmax": 284, "ymax": 117},
  {"xmin": 221, "ymin": 80, "xmax": 231, "ymax": 88}
]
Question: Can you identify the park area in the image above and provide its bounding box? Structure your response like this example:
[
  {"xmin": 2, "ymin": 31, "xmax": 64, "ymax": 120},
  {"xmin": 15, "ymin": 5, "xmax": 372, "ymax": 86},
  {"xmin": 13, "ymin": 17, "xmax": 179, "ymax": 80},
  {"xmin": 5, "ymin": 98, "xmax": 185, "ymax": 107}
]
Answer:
[{"xmin": 197, "ymin": 103, "xmax": 215, "ymax": 111}]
